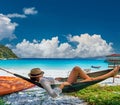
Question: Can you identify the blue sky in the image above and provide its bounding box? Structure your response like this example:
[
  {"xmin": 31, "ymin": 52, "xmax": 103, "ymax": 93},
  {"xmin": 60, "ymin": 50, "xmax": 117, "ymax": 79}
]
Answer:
[{"xmin": 0, "ymin": 0, "xmax": 120, "ymax": 58}]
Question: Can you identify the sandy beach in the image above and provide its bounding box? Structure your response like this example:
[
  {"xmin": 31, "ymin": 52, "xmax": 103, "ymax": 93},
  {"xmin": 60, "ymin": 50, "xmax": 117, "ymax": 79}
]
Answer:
[
  {"xmin": 99, "ymin": 77, "xmax": 120, "ymax": 86},
  {"xmin": 1, "ymin": 68, "xmax": 120, "ymax": 105}
]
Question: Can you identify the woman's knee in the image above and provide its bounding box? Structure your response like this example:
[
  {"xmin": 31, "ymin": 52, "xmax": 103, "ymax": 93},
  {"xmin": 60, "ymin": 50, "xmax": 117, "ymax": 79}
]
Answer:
[{"xmin": 72, "ymin": 66, "xmax": 82, "ymax": 72}]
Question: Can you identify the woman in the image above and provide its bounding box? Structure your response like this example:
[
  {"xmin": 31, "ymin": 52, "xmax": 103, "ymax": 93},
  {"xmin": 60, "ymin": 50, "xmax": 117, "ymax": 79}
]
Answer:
[{"xmin": 28, "ymin": 66, "xmax": 120, "ymax": 98}]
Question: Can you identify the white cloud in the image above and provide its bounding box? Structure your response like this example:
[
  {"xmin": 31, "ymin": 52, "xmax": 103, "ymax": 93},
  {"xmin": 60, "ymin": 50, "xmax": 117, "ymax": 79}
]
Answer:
[
  {"xmin": 68, "ymin": 33, "xmax": 114, "ymax": 58},
  {"xmin": 6, "ymin": 13, "xmax": 26, "ymax": 18},
  {"xmin": 0, "ymin": 7, "xmax": 38, "ymax": 40},
  {"xmin": 23, "ymin": 7, "xmax": 38, "ymax": 15},
  {"xmin": 12, "ymin": 34, "xmax": 114, "ymax": 58},
  {"xmin": 12, "ymin": 37, "xmax": 74, "ymax": 58},
  {"xmin": 0, "ymin": 14, "xmax": 18, "ymax": 40},
  {"xmin": 5, "ymin": 7, "xmax": 38, "ymax": 18}
]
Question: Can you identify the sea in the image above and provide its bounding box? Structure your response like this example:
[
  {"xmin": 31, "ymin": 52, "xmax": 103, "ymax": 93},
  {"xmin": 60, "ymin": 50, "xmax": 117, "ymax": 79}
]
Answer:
[{"xmin": 0, "ymin": 58, "xmax": 109, "ymax": 77}]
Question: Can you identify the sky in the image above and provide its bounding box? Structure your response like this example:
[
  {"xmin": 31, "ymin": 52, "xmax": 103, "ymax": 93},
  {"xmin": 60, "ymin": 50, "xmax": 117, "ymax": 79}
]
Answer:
[{"xmin": 0, "ymin": 0, "xmax": 120, "ymax": 58}]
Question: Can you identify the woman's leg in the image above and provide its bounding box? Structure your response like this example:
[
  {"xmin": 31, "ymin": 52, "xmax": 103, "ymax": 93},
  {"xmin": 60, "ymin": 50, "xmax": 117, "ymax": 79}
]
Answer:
[
  {"xmin": 59, "ymin": 66, "xmax": 87, "ymax": 89},
  {"xmin": 67, "ymin": 66, "xmax": 92, "ymax": 84},
  {"xmin": 59, "ymin": 66, "xmax": 120, "ymax": 89},
  {"xmin": 91, "ymin": 66, "xmax": 120, "ymax": 81},
  {"xmin": 67, "ymin": 66, "xmax": 120, "ymax": 83}
]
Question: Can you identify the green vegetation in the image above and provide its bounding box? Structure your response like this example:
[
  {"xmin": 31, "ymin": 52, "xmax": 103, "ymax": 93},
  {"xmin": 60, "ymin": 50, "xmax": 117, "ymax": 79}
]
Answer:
[
  {"xmin": 0, "ymin": 45, "xmax": 18, "ymax": 59},
  {"xmin": 0, "ymin": 98, "xmax": 5, "ymax": 105},
  {"xmin": 69, "ymin": 84, "xmax": 120, "ymax": 105},
  {"xmin": 0, "ymin": 85, "xmax": 120, "ymax": 105}
]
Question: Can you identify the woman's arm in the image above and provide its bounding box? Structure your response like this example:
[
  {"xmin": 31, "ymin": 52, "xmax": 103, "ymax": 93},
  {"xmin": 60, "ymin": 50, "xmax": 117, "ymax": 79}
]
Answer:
[{"xmin": 40, "ymin": 78, "xmax": 61, "ymax": 98}]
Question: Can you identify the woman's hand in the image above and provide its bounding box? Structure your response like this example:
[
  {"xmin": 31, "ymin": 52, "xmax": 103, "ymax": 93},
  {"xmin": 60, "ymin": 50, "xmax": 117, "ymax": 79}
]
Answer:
[{"xmin": 59, "ymin": 82, "xmax": 71, "ymax": 89}]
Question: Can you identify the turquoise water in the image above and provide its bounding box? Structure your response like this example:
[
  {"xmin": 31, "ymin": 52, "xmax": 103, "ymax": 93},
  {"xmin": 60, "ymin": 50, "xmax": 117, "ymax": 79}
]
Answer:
[{"xmin": 0, "ymin": 58, "xmax": 109, "ymax": 72}]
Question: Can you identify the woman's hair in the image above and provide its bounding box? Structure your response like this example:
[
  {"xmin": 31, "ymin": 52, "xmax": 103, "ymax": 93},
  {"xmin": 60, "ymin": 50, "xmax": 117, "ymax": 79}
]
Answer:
[{"xmin": 30, "ymin": 77, "xmax": 37, "ymax": 81}]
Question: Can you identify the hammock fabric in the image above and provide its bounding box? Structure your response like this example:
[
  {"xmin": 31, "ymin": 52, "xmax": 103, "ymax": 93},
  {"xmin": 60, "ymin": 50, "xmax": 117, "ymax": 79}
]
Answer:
[{"xmin": 1, "ymin": 68, "xmax": 118, "ymax": 95}]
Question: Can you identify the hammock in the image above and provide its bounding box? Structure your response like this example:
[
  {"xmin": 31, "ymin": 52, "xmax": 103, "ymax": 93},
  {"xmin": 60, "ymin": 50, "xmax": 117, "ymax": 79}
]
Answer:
[
  {"xmin": 0, "ymin": 68, "xmax": 118, "ymax": 94},
  {"xmin": 61, "ymin": 69, "xmax": 113, "ymax": 92}
]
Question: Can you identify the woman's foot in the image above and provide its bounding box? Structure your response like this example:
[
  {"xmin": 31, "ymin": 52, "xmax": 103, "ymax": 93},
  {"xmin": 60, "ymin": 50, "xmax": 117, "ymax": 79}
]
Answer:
[{"xmin": 111, "ymin": 66, "xmax": 120, "ymax": 77}]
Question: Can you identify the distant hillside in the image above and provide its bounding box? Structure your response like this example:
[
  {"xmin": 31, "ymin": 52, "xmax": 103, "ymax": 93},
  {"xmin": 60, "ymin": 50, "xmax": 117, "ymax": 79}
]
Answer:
[{"xmin": 0, "ymin": 45, "xmax": 18, "ymax": 59}]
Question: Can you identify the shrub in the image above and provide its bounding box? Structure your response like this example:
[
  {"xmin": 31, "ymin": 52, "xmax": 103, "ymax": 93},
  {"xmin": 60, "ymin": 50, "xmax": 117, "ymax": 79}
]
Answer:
[{"xmin": 69, "ymin": 84, "xmax": 120, "ymax": 105}]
